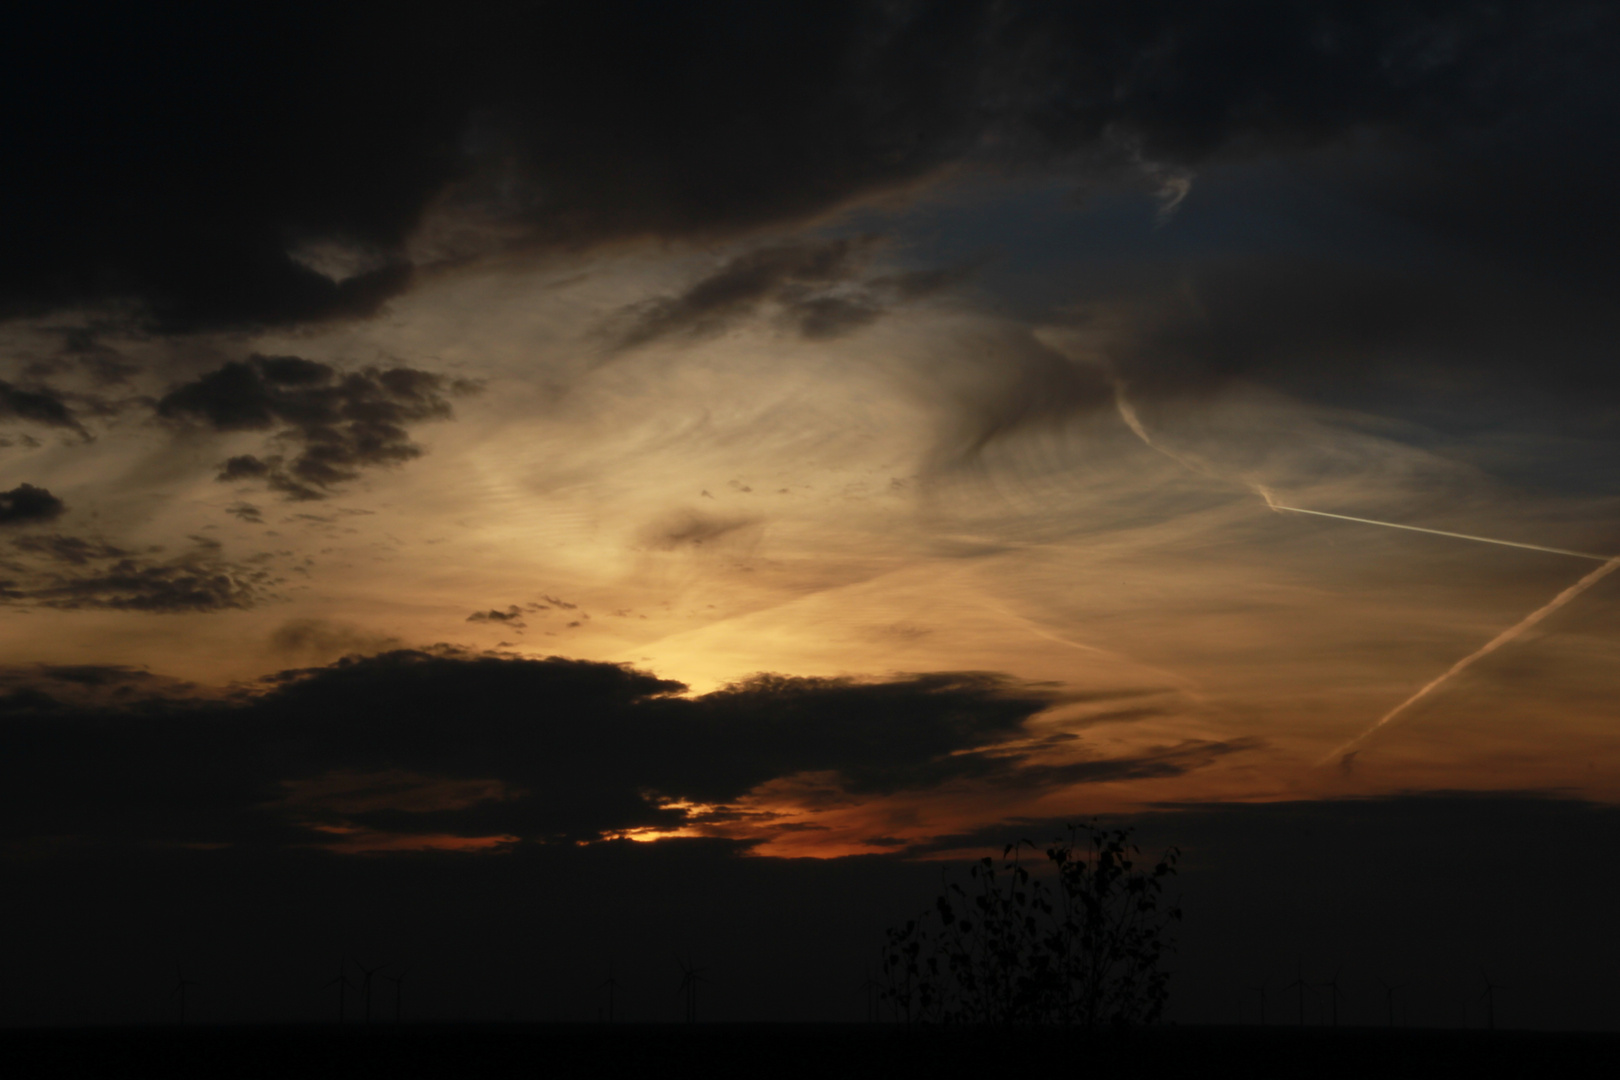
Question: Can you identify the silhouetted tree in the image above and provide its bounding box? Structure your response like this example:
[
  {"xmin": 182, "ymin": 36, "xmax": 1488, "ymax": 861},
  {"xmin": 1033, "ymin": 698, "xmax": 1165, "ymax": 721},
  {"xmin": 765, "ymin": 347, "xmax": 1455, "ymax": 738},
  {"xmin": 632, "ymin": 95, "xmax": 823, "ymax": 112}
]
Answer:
[{"xmin": 881, "ymin": 823, "xmax": 1179, "ymax": 1027}]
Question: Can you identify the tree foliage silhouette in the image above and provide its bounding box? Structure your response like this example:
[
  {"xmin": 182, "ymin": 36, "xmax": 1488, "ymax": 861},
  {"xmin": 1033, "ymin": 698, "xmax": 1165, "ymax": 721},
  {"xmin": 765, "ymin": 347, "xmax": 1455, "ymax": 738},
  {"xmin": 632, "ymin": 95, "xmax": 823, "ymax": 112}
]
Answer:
[{"xmin": 881, "ymin": 823, "xmax": 1179, "ymax": 1027}]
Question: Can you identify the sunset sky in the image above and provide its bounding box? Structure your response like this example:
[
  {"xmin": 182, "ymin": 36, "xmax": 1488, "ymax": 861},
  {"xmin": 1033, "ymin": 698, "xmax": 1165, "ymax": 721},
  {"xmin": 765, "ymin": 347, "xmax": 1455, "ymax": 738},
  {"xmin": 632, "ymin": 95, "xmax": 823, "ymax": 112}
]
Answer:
[{"xmin": 4, "ymin": 1, "xmax": 1619, "ymax": 1028}]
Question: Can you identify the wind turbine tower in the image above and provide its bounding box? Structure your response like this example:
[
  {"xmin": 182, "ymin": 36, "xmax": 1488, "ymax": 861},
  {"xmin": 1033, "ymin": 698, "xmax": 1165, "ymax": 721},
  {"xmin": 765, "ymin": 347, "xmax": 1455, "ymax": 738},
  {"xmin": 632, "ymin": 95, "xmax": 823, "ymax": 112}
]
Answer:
[
  {"xmin": 1282, "ymin": 961, "xmax": 1308, "ymax": 1026},
  {"xmin": 1246, "ymin": 982, "xmax": 1269, "ymax": 1026},
  {"xmin": 1319, "ymin": 967, "xmax": 1344, "ymax": 1027},
  {"xmin": 1478, "ymin": 972, "xmax": 1506, "ymax": 1031},
  {"xmin": 598, "ymin": 964, "xmax": 619, "ymax": 1024},
  {"xmin": 384, "ymin": 971, "xmax": 407, "ymax": 1024},
  {"xmin": 353, "ymin": 959, "xmax": 388, "ymax": 1024},
  {"xmin": 172, "ymin": 969, "xmax": 200, "ymax": 1025},
  {"xmin": 1377, "ymin": 978, "xmax": 1407, "ymax": 1028},
  {"xmin": 323, "ymin": 963, "xmax": 354, "ymax": 1024},
  {"xmin": 857, "ymin": 967, "xmax": 880, "ymax": 1023},
  {"xmin": 676, "ymin": 957, "xmax": 706, "ymax": 1024}
]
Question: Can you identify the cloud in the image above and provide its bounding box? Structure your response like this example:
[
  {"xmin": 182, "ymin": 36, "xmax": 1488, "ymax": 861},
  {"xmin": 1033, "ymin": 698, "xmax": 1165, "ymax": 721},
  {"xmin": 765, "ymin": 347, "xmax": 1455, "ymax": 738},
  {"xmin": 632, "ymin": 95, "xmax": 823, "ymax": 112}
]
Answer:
[
  {"xmin": 0, "ymin": 663, "xmax": 197, "ymax": 713},
  {"xmin": 0, "ymin": 483, "xmax": 65, "ymax": 527},
  {"xmin": 157, "ymin": 355, "xmax": 474, "ymax": 500},
  {"xmin": 9, "ymin": 533, "xmax": 125, "ymax": 564},
  {"xmin": 3, "ymin": 533, "xmax": 271, "ymax": 612},
  {"xmin": 605, "ymin": 238, "xmax": 984, "ymax": 351},
  {"xmin": 608, "ymin": 237, "xmax": 879, "ymax": 350},
  {"xmin": 1042, "ymin": 220, "xmax": 1620, "ymax": 489},
  {"xmin": 19, "ymin": 560, "xmax": 267, "ymax": 613},
  {"xmin": 0, "ymin": 379, "xmax": 82, "ymax": 432},
  {"xmin": 2, "ymin": 2, "xmax": 1597, "ymax": 331},
  {"xmin": 924, "ymin": 322, "xmax": 1118, "ymax": 461},
  {"xmin": 267, "ymin": 618, "xmax": 403, "ymax": 663},
  {"xmin": 998, "ymin": 738, "xmax": 1259, "ymax": 789},
  {"xmin": 0, "ymin": 650, "xmax": 1233, "ymax": 851},
  {"xmin": 637, "ymin": 511, "xmax": 758, "ymax": 552},
  {"xmin": 467, "ymin": 606, "xmax": 526, "ymax": 627}
]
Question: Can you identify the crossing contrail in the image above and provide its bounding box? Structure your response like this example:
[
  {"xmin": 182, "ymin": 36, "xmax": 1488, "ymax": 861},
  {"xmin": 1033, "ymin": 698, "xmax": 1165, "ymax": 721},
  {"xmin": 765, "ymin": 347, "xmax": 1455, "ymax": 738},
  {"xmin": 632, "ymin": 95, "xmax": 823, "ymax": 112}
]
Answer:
[
  {"xmin": 1322, "ymin": 555, "xmax": 1620, "ymax": 764},
  {"xmin": 1261, "ymin": 489, "xmax": 1620, "ymax": 762},
  {"xmin": 1109, "ymin": 383, "xmax": 1620, "ymax": 762}
]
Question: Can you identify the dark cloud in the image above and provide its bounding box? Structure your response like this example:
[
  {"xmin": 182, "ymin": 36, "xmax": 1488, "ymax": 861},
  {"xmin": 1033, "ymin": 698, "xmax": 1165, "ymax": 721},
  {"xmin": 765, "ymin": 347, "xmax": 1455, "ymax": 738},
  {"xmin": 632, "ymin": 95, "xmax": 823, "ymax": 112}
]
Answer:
[
  {"xmin": 0, "ymin": 483, "xmax": 65, "ymax": 527},
  {"xmin": 606, "ymin": 237, "xmax": 984, "ymax": 350},
  {"xmin": 20, "ymin": 559, "xmax": 268, "ymax": 613},
  {"xmin": 10, "ymin": 533, "xmax": 127, "ymax": 565},
  {"xmin": 1104, "ymin": 253, "xmax": 1618, "ymax": 400},
  {"xmin": 0, "ymin": 379, "xmax": 81, "ymax": 432},
  {"xmin": 467, "ymin": 606, "xmax": 526, "ymax": 627},
  {"xmin": 267, "ymin": 618, "xmax": 402, "ymax": 663},
  {"xmin": 638, "ymin": 511, "xmax": 758, "ymax": 551},
  {"xmin": 1065, "ymin": 200, "xmax": 1620, "ymax": 494},
  {"xmin": 783, "ymin": 295, "xmax": 884, "ymax": 341},
  {"xmin": 934, "ymin": 325, "xmax": 1118, "ymax": 461},
  {"xmin": 59, "ymin": 331, "xmax": 143, "ymax": 385},
  {"xmin": 0, "ymin": 650, "xmax": 1225, "ymax": 850},
  {"xmin": 157, "ymin": 355, "xmax": 473, "ymax": 500},
  {"xmin": 0, "ymin": 663, "xmax": 196, "ymax": 713},
  {"xmin": 249, "ymin": 659, "xmax": 1057, "ymax": 842},
  {"xmin": 608, "ymin": 237, "xmax": 878, "ymax": 350},
  {"xmin": 3, "ymin": 2, "xmax": 1601, "ymax": 331},
  {"xmin": 965, "ymin": 737, "xmax": 1257, "ymax": 791},
  {"xmin": 3, "ymin": 533, "xmax": 271, "ymax": 612},
  {"xmin": 782, "ymin": 261, "xmax": 989, "ymax": 341},
  {"xmin": 877, "ymin": 263, "xmax": 984, "ymax": 303}
]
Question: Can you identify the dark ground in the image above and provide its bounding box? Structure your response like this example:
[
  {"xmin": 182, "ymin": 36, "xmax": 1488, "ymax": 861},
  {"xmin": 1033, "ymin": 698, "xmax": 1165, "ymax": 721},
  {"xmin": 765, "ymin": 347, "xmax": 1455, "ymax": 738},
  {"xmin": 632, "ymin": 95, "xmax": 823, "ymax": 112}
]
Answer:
[{"xmin": 3, "ymin": 1024, "xmax": 1615, "ymax": 1079}]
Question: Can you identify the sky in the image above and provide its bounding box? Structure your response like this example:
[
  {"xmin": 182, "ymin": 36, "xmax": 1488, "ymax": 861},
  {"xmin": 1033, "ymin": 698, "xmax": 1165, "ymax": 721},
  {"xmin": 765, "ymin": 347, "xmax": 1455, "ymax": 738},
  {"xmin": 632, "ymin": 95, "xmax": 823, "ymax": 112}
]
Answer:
[{"xmin": 3, "ymin": 1, "xmax": 1620, "ymax": 1029}]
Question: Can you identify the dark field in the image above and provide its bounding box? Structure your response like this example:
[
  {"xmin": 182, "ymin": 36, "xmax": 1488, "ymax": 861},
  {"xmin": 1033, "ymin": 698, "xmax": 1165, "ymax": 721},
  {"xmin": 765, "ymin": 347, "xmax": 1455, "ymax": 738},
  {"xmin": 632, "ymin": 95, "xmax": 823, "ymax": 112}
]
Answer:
[{"xmin": 4, "ymin": 1025, "xmax": 1615, "ymax": 1079}]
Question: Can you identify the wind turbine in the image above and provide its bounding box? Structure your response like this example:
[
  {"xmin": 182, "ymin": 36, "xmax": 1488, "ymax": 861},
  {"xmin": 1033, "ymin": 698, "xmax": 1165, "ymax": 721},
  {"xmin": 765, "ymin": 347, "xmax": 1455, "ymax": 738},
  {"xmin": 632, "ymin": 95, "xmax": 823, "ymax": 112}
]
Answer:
[
  {"xmin": 383, "ymin": 971, "xmax": 407, "ymax": 1024},
  {"xmin": 1377, "ymin": 978, "xmax": 1407, "ymax": 1028},
  {"xmin": 1318, "ymin": 967, "xmax": 1345, "ymax": 1027},
  {"xmin": 352, "ymin": 959, "xmax": 388, "ymax": 1024},
  {"xmin": 1478, "ymin": 972, "xmax": 1506, "ymax": 1031},
  {"xmin": 322, "ymin": 963, "xmax": 354, "ymax": 1024},
  {"xmin": 1282, "ymin": 960, "xmax": 1308, "ymax": 1026},
  {"xmin": 676, "ymin": 956, "xmax": 707, "ymax": 1024},
  {"xmin": 1246, "ymin": 982, "xmax": 1269, "ymax": 1026},
  {"xmin": 857, "ymin": 967, "xmax": 881, "ymax": 1023},
  {"xmin": 598, "ymin": 964, "xmax": 619, "ymax": 1024},
  {"xmin": 172, "ymin": 968, "xmax": 200, "ymax": 1025}
]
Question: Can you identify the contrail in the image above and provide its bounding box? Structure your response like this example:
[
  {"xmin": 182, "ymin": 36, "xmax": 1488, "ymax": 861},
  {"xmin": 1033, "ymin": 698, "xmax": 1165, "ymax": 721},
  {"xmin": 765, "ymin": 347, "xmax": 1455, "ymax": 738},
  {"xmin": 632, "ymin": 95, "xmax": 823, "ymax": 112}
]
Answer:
[
  {"xmin": 1112, "ymin": 382, "xmax": 1221, "ymax": 480},
  {"xmin": 1117, "ymin": 386, "xmax": 1610, "ymax": 565},
  {"xmin": 1109, "ymin": 383, "xmax": 1620, "ymax": 764},
  {"xmin": 974, "ymin": 595, "xmax": 1210, "ymax": 703},
  {"xmin": 1267, "ymin": 501, "xmax": 1612, "ymax": 563},
  {"xmin": 1321, "ymin": 554, "xmax": 1620, "ymax": 764}
]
